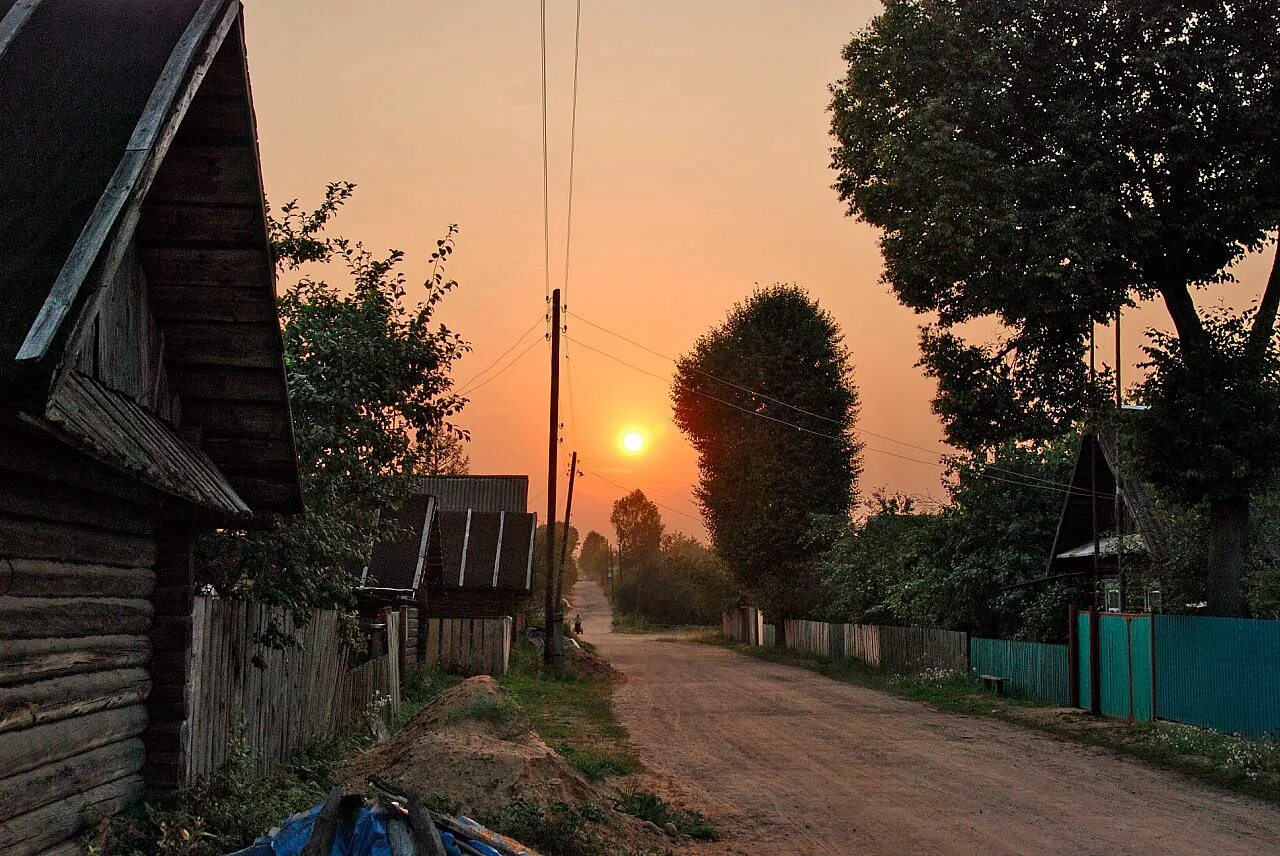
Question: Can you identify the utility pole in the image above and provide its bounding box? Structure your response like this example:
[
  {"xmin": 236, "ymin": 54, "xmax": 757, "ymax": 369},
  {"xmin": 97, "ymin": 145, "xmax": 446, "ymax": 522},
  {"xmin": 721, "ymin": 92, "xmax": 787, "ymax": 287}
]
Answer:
[
  {"xmin": 543, "ymin": 289, "xmax": 561, "ymax": 664},
  {"xmin": 553, "ymin": 450, "xmax": 578, "ymax": 660}
]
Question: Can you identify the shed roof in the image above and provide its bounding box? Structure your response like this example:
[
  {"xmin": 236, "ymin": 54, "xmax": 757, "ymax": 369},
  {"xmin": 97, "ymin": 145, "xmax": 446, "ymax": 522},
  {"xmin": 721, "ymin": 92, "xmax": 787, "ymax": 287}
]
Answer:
[
  {"xmin": 437, "ymin": 510, "xmax": 536, "ymax": 592},
  {"xmin": 413, "ymin": 475, "xmax": 529, "ymax": 514},
  {"xmin": 0, "ymin": 0, "xmax": 301, "ymax": 514}
]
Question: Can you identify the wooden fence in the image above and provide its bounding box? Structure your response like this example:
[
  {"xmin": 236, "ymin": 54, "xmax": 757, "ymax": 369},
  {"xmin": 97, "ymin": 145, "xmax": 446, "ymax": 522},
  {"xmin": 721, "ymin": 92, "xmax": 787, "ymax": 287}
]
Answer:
[
  {"xmin": 184, "ymin": 598, "xmax": 401, "ymax": 780},
  {"xmin": 722, "ymin": 606, "xmax": 766, "ymax": 645},
  {"xmin": 420, "ymin": 616, "xmax": 512, "ymax": 676},
  {"xmin": 774, "ymin": 618, "xmax": 969, "ymax": 673}
]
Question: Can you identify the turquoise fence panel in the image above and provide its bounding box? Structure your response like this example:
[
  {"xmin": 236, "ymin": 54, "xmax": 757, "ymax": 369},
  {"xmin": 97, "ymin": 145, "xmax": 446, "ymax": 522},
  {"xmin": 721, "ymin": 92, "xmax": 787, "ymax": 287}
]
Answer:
[
  {"xmin": 1155, "ymin": 615, "xmax": 1280, "ymax": 739},
  {"xmin": 1076, "ymin": 612, "xmax": 1092, "ymax": 711},
  {"xmin": 1097, "ymin": 614, "xmax": 1154, "ymax": 721},
  {"xmin": 1099, "ymin": 615, "xmax": 1132, "ymax": 718},
  {"xmin": 969, "ymin": 638, "xmax": 1070, "ymax": 706},
  {"xmin": 1129, "ymin": 616, "xmax": 1153, "ymax": 722}
]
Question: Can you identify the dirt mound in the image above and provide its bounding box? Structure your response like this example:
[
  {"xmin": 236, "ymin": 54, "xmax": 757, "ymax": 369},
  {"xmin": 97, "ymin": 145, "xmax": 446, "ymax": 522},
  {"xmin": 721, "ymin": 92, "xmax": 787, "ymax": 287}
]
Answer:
[
  {"xmin": 567, "ymin": 644, "xmax": 621, "ymax": 679},
  {"xmin": 342, "ymin": 677, "xmax": 591, "ymax": 811}
]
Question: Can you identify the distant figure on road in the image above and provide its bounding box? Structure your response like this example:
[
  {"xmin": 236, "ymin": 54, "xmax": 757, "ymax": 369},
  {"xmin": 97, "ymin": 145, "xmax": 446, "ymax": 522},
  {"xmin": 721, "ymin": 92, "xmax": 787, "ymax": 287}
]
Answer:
[{"xmin": 573, "ymin": 614, "xmax": 584, "ymax": 636}]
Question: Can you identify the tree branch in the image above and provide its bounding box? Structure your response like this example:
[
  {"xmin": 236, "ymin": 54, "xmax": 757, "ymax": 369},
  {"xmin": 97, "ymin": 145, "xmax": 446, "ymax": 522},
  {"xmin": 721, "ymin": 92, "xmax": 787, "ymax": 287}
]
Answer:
[{"xmin": 1247, "ymin": 241, "xmax": 1280, "ymax": 362}]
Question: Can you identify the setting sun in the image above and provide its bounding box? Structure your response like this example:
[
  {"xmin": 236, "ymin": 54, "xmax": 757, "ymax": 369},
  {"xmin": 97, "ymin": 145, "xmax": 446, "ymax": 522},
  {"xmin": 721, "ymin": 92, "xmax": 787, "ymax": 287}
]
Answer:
[{"xmin": 621, "ymin": 430, "xmax": 646, "ymax": 454}]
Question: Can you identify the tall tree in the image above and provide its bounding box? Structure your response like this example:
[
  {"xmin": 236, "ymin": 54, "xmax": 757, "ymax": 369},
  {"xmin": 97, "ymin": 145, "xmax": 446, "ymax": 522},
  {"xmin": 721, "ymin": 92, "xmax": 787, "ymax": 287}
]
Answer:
[
  {"xmin": 829, "ymin": 0, "xmax": 1280, "ymax": 614},
  {"xmin": 198, "ymin": 183, "xmax": 469, "ymax": 633},
  {"xmin": 578, "ymin": 530, "xmax": 612, "ymax": 584},
  {"xmin": 610, "ymin": 490, "xmax": 664, "ymax": 562},
  {"xmin": 672, "ymin": 284, "xmax": 862, "ymax": 625}
]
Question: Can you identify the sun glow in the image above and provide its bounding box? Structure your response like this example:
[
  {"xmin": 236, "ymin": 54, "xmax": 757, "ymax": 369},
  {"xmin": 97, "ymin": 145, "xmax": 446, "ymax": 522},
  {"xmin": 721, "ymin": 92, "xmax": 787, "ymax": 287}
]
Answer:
[{"xmin": 621, "ymin": 430, "xmax": 646, "ymax": 454}]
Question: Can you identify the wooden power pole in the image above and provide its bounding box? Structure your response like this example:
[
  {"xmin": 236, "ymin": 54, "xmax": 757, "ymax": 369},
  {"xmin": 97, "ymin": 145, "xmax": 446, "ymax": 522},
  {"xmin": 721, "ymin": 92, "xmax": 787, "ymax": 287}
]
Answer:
[
  {"xmin": 543, "ymin": 288, "xmax": 561, "ymax": 664},
  {"xmin": 554, "ymin": 450, "xmax": 579, "ymax": 659}
]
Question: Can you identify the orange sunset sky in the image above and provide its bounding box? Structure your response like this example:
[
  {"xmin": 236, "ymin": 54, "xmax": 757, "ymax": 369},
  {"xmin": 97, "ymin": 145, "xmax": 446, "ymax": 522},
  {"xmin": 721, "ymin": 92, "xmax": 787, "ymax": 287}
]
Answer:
[{"xmin": 243, "ymin": 1, "xmax": 1274, "ymax": 541}]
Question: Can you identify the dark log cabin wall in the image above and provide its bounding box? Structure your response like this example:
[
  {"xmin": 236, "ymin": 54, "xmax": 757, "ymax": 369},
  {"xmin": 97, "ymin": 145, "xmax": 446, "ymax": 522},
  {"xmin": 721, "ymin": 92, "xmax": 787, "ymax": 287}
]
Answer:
[{"xmin": 0, "ymin": 11, "xmax": 298, "ymax": 854}]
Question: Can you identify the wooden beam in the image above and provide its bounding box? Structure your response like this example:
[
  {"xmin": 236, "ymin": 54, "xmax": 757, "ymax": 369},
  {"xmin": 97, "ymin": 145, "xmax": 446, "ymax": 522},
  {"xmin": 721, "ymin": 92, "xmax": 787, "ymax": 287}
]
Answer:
[
  {"xmin": 145, "ymin": 144, "xmax": 261, "ymax": 206},
  {"xmin": 149, "ymin": 284, "xmax": 277, "ymax": 324},
  {"xmin": 0, "ymin": 597, "xmax": 154, "ymax": 640},
  {"xmin": 0, "ymin": 517, "xmax": 157, "ymax": 568},
  {"xmin": 0, "ymin": 706, "xmax": 148, "ymax": 780},
  {"xmin": 167, "ymin": 365, "xmax": 285, "ymax": 402},
  {"xmin": 138, "ymin": 246, "xmax": 265, "ymax": 288},
  {"xmin": 162, "ymin": 322, "xmax": 281, "ymax": 368},
  {"xmin": 200, "ymin": 435, "xmax": 297, "ymax": 469},
  {"xmin": 0, "ymin": 773, "xmax": 144, "ymax": 856},
  {"xmin": 0, "ymin": 668, "xmax": 151, "ymax": 735},
  {"xmin": 0, "ymin": 635, "xmax": 152, "ymax": 686},
  {"xmin": 0, "ymin": 472, "xmax": 156, "ymax": 537},
  {"xmin": 138, "ymin": 202, "xmax": 262, "ymax": 246},
  {"xmin": 181, "ymin": 400, "xmax": 290, "ymax": 437}
]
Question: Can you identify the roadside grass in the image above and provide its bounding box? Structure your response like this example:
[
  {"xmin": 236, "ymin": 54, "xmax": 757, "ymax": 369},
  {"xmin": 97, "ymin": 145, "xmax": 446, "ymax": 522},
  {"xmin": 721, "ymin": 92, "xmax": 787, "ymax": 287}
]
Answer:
[
  {"xmin": 611, "ymin": 613, "xmax": 715, "ymax": 636},
  {"xmin": 614, "ymin": 789, "xmax": 718, "ymax": 841},
  {"xmin": 718, "ymin": 638, "xmax": 1280, "ymax": 804},
  {"xmin": 499, "ymin": 642, "xmax": 643, "ymax": 782}
]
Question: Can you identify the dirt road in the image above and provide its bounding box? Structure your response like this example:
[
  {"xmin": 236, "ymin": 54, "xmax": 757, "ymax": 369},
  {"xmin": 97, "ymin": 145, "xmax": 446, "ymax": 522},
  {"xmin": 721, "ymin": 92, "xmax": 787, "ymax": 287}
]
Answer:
[{"xmin": 570, "ymin": 580, "xmax": 1280, "ymax": 855}]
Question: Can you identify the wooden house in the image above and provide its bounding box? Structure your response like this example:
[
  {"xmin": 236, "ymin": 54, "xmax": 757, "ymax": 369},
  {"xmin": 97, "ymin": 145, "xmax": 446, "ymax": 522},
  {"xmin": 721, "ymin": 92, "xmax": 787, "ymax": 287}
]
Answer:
[
  {"xmin": 0, "ymin": 2, "xmax": 300, "ymax": 853},
  {"xmin": 1046, "ymin": 432, "xmax": 1171, "ymax": 612}
]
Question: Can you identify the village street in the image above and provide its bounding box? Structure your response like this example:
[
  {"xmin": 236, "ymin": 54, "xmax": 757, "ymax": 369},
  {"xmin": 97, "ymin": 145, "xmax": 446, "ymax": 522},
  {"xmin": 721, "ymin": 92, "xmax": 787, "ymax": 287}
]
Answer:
[{"xmin": 570, "ymin": 580, "xmax": 1280, "ymax": 855}]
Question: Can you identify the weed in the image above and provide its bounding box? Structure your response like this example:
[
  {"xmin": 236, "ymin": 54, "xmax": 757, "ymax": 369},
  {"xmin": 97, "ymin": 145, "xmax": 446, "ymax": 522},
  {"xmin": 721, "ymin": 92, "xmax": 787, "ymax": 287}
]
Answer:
[
  {"xmin": 396, "ymin": 664, "xmax": 464, "ymax": 728},
  {"xmin": 614, "ymin": 789, "xmax": 718, "ymax": 841},
  {"xmin": 478, "ymin": 799, "xmax": 604, "ymax": 856},
  {"xmin": 556, "ymin": 743, "xmax": 642, "ymax": 781}
]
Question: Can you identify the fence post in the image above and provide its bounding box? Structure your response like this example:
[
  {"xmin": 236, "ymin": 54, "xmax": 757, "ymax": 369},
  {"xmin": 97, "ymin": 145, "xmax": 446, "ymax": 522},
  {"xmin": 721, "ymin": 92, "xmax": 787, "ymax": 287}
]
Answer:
[
  {"xmin": 1088, "ymin": 608, "xmax": 1102, "ymax": 716},
  {"xmin": 1068, "ymin": 605, "xmax": 1080, "ymax": 708}
]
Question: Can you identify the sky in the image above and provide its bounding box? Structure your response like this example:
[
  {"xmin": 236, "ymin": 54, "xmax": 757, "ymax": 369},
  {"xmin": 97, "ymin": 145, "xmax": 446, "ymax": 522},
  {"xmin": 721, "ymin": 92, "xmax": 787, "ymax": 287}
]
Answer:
[{"xmin": 243, "ymin": 1, "xmax": 1273, "ymax": 542}]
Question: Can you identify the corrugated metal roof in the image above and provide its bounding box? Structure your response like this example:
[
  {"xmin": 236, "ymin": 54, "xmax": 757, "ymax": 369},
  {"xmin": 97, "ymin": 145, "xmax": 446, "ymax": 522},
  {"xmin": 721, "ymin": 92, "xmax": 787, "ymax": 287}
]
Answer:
[
  {"xmin": 413, "ymin": 475, "xmax": 528, "ymax": 513},
  {"xmin": 42, "ymin": 371, "xmax": 249, "ymax": 516},
  {"xmin": 364, "ymin": 495, "xmax": 439, "ymax": 592}
]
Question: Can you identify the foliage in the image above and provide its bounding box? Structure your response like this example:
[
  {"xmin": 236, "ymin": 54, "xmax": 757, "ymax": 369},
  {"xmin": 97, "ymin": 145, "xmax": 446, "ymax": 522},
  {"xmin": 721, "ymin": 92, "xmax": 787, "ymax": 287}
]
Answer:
[
  {"xmin": 579, "ymin": 530, "xmax": 612, "ymax": 583},
  {"xmin": 395, "ymin": 664, "xmax": 464, "ymax": 729},
  {"xmin": 613, "ymin": 790, "xmax": 717, "ymax": 841},
  {"xmin": 815, "ymin": 440, "xmax": 1081, "ymax": 641},
  {"xmin": 87, "ymin": 731, "xmax": 367, "ymax": 856},
  {"xmin": 530, "ymin": 522, "xmax": 580, "ymax": 617},
  {"xmin": 610, "ymin": 490, "xmax": 664, "ymax": 563},
  {"xmin": 828, "ymin": 0, "xmax": 1280, "ymax": 611},
  {"xmin": 611, "ymin": 532, "xmax": 735, "ymax": 627},
  {"xmin": 197, "ymin": 183, "xmax": 469, "ymax": 634},
  {"xmin": 672, "ymin": 284, "xmax": 862, "ymax": 621},
  {"xmin": 479, "ymin": 800, "xmax": 611, "ymax": 856}
]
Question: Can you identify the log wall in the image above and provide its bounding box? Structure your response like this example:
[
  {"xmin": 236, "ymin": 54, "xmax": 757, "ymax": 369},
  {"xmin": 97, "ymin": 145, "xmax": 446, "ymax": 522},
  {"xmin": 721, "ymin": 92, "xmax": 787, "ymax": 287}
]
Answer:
[{"xmin": 0, "ymin": 421, "xmax": 161, "ymax": 856}]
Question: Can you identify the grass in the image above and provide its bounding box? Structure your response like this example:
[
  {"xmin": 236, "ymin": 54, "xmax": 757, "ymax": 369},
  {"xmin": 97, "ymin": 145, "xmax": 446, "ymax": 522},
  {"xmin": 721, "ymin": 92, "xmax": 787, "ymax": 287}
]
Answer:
[
  {"xmin": 610, "ymin": 613, "xmax": 714, "ymax": 635},
  {"xmin": 719, "ymin": 638, "xmax": 1280, "ymax": 804},
  {"xmin": 614, "ymin": 789, "xmax": 718, "ymax": 841},
  {"xmin": 448, "ymin": 696, "xmax": 522, "ymax": 725},
  {"xmin": 499, "ymin": 642, "xmax": 643, "ymax": 783}
]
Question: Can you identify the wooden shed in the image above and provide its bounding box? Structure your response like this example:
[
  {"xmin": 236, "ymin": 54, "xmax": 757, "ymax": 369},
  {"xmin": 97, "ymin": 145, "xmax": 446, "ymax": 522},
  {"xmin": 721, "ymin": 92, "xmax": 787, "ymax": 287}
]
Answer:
[{"xmin": 0, "ymin": 2, "xmax": 300, "ymax": 852}]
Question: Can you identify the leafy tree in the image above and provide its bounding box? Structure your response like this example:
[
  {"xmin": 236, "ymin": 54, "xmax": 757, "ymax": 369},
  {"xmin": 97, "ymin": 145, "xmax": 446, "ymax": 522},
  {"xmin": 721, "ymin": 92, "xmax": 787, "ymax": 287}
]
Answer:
[
  {"xmin": 672, "ymin": 284, "xmax": 862, "ymax": 627},
  {"xmin": 816, "ymin": 441, "xmax": 1081, "ymax": 641},
  {"xmin": 198, "ymin": 183, "xmax": 469, "ymax": 634},
  {"xmin": 530, "ymin": 522, "xmax": 580, "ymax": 615},
  {"xmin": 829, "ymin": 0, "xmax": 1280, "ymax": 613},
  {"xmin": 578, "ymin": 530, "xmax": 612, "ymax": 584},
  {"xmin": 610, "ymin": 490, "xmax": 664, "ymax": 562}
]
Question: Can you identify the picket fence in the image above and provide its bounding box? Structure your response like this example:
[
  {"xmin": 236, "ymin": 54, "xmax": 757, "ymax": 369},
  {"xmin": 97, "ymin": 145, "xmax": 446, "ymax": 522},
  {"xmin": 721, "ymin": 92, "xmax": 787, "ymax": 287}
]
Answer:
[{"xmin": 184, "ymin": 598, "xmax": 401, "ymax": 780}]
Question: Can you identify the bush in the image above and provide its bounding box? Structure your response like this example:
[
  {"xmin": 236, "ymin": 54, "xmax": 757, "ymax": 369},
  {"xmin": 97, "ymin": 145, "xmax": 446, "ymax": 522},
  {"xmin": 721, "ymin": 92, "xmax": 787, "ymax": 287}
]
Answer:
[{"xmin": 614, "ymin": 790, "xmax": 717, "ymax": 841}]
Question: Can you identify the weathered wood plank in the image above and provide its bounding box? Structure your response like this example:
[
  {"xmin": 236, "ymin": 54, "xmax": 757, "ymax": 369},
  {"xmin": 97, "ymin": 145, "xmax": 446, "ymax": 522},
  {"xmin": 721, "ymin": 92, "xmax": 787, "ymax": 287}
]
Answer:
[
  {"xmin": 149, "ymin": 283, "xmax": 277, "ymax": 324},
  {"xmin": 180, "ymin": 399, "xmax": 290, "ymax": 435},
  {"xmin": 0, "ymin": 773, "xmax": 143, "ymax": 856},
  {"xmin": 0, "ymin": 635, "xmax": 151, "ymax": 686},
  {"xmin": 0, "ymin": 668, "xmax": 151, "ymax": 734},
  {"xmin": 0, "ymin": 597, "xmax": 153, "ymax": 640},
  {"xmin": 161, "ymin": 322, "xmax": 280, "ymax": 369},
  {"xmin": 0, "ymin": 707, "xmax": 147, "ymax": 782},
  {"xmin": 139, "ymin": 201, "xmax": 262, "ymax": 246},
  {"xmin": 0, "ymin": 423, "xmax": 159, "ymax": 506},
  {"xmin": 167, "ymin": 365, "xmax": 286, "ymax": 404},
  {"xmin": 0, "ymin": 517, "xmax": 156, "ymax": 568},
  {"xmin": 140, "ymin": 246, "xmax": 264, "ymax": 288},
  {"xmin": 2, "ymin": 560, "xmax": 156, "ymax": 599},
  {"xmin": 145, "ymin": 144, "xmax": 262, "ymax": 205}
]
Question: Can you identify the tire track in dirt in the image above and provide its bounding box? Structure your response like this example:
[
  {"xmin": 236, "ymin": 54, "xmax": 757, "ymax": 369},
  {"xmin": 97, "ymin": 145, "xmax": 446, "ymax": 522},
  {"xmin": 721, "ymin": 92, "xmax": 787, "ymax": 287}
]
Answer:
[{"xmin": 571, "ymin": 580, "xmax": 1280, "ymax": 855}]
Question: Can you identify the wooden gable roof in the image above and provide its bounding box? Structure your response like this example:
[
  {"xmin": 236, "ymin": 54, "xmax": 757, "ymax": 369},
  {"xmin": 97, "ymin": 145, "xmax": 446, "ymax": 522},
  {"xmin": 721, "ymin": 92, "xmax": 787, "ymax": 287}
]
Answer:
[{"xmin": 0, "ymin": 0, "xmax": 301, "ymax": 515}]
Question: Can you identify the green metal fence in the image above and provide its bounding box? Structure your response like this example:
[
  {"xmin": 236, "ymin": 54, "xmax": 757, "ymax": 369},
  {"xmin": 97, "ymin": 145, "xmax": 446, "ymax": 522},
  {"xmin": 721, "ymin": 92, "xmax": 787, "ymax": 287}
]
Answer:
[
  {"xmin": 969, "ymin": 637, "xmax": 1070, "ymax": 706},
  {"xmin": 1155, "ymin": 615, "xmax": 1280, "ymax": 739}
]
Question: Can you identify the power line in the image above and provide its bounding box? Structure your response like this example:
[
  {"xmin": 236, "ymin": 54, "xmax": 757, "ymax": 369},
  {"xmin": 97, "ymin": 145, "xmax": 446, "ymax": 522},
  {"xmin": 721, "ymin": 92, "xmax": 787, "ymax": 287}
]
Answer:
[
  {"xmin": 580, "ymin": 463, "xmax": 705, "ymax": 524},
  {"xmin": 562, "ymin": 0, "xmax": 582, "ymax": 315},
  {"xmin": 456, "ymin": 314, "xmax": 544, "ymax": 394},
  {"xmin": 459, "ymin": 335, "xmax": 544, "ymax": 396},
  {"xmin": 566, "ymin": 334, "xmax": 1109, "ymax": 500},
  {"xmin": 568, "ymin": 315, "xmax": 1087, "ymax": 495},
  {"xmin": 539, "ymin": 0, "xmax": 551, "ymax": 311}
]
